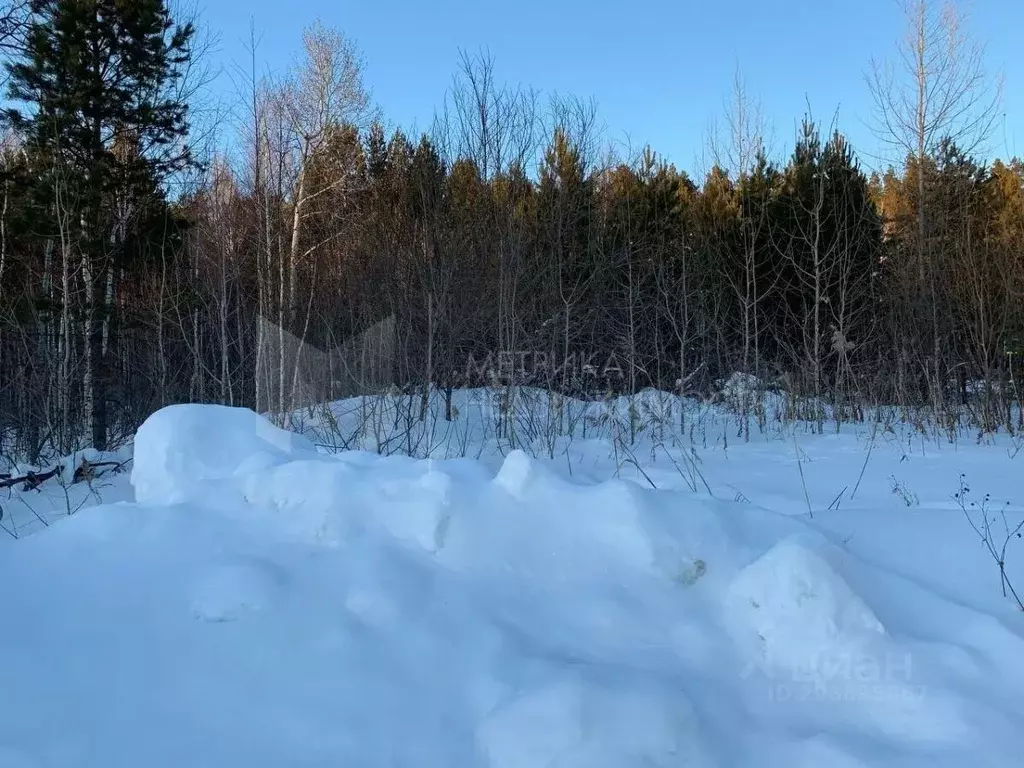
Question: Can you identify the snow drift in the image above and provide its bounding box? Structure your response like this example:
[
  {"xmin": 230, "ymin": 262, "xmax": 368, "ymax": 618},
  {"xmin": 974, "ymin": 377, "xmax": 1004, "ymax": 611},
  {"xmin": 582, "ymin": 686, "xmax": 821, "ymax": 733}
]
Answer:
[
  {"xmin": 0, "ymin": 403, "xmax": 1022, "ymax": 767},
  {"xmin": 131, "ymin": 404, "xmax": 318, "ymax": 505}
]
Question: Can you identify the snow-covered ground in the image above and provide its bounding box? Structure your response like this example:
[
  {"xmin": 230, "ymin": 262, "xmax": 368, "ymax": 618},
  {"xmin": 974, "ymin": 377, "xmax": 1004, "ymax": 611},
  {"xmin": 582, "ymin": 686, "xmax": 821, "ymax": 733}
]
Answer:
[{"xmin": 1, "ymin": 391, "xmax": 1022, "ymax": 766}]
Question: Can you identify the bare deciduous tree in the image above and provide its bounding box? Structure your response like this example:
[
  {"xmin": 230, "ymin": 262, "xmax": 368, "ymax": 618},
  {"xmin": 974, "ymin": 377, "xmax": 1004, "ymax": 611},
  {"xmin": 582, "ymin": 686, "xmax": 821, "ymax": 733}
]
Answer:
[{"xmin": 868, "ymin": 0, "xmax": 1001, "ymax": 416}]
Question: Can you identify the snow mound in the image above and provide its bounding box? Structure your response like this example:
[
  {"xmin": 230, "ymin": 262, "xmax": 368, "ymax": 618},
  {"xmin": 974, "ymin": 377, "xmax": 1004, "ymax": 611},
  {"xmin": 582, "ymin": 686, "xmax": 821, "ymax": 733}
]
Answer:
[
  {"xmin": 494, "ymin": 449, "xmax": 535, "ymax": 497},
  {"xmin": 3, "ymin": 402, "xmax": 1022, "ymax": 766},
  {"xmin": 131, "ymin": 404, "xmax": 317, "ymax": 505},
  {"xmin": 726, "ymin": 538, "xmax": 885, "ymax": 675}
]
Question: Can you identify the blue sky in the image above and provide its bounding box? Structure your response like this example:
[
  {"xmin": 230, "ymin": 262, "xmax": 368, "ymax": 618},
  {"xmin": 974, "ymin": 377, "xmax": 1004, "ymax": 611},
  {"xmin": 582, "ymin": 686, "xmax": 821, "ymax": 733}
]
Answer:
[{"xmin": 201, "ymin": 0, "xmax": 1024, "ymax": 176}]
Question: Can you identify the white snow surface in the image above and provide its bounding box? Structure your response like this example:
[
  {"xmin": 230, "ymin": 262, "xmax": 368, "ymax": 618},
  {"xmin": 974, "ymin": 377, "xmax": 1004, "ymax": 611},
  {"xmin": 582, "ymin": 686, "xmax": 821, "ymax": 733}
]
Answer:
[{"xmin": 2, "ymin": 396, "xmax": 1023, "ymax": 767}]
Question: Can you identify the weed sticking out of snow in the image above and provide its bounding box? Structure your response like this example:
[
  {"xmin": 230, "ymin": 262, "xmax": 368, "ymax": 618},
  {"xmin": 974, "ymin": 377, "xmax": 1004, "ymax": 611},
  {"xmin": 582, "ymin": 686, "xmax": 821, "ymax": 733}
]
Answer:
[{"xmin": 954, "ymin": 473, "xmax": 1024, "ymax": 611}]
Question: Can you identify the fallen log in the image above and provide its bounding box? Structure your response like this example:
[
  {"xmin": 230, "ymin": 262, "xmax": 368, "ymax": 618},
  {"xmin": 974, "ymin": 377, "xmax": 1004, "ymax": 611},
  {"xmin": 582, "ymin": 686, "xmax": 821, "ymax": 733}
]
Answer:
[
  {"xmin": 0, "ymin": 457, "xmax": 131, "ymax": 492},
  {"xmin": 0, "ymin": 465, "xmax": 62, "ymax": 491}
]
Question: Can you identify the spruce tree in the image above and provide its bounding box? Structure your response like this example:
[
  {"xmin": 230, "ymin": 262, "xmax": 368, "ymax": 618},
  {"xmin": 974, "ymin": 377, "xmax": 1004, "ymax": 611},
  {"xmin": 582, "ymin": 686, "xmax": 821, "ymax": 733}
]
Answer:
[{"xmin": 4, "ymin": 0, "xmax": 195, "ymax": 450}]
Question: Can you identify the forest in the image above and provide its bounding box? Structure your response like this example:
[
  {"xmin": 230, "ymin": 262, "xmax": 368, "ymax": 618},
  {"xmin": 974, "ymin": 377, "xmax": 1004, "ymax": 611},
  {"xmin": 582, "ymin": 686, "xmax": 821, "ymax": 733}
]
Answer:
[{"xmin": 0, "ymin": 0, "xmax": 1021, "ymax": 462}]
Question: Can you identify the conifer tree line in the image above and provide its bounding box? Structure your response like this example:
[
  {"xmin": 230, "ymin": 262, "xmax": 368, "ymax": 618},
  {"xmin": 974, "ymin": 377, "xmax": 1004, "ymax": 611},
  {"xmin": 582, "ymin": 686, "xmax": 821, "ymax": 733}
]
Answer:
[{"xmin": 0, "ymin": 0, "xmax": 1021, "ymax": 461}]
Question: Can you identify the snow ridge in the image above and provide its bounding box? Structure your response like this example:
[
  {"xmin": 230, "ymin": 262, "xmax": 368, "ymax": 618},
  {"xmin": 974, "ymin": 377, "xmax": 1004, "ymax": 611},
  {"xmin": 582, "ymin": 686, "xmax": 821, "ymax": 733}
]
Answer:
[{"xmin": 0, "ymin": 403, "xmax": 1021, "ymax": 767}]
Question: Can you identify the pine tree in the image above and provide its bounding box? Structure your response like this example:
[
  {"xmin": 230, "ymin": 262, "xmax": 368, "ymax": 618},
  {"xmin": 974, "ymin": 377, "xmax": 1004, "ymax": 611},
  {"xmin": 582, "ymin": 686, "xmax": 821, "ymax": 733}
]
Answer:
[
  {"xmin": 4, "ymin": 0, "xmax": 195, "ymax": 450},
  {"xmin": 775, "ymin": 120, "xmax": 881, "ymax": 414}
]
